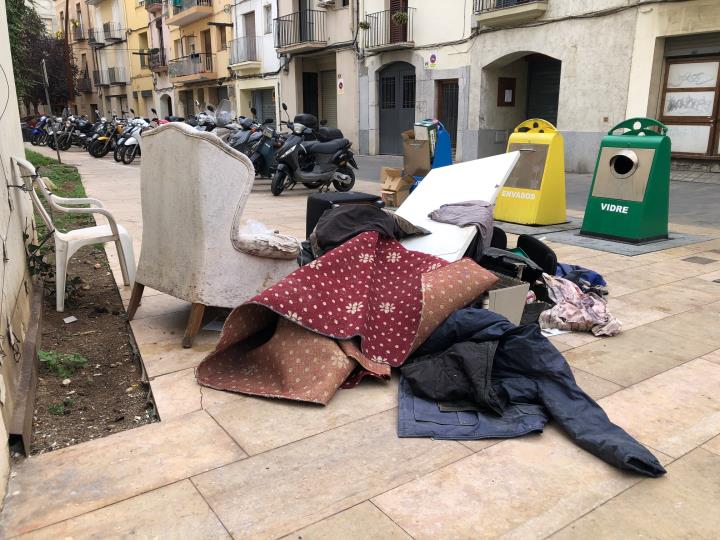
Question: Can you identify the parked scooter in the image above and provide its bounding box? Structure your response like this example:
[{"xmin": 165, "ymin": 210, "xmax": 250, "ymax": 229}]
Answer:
[
  {"xmin": 271, "ymin": 103, "xmax": 357, "ymax": 196},
  {"xmin": 248, "ymin": 118, "xmax": 283, "ymax": 178},
  {"xmin": 227, "ymin": 107, "xmax": 263, "ymax": 157},
  {"xmin": 122, "ymin": 108, "xmax": 158, "ymax": 164}
]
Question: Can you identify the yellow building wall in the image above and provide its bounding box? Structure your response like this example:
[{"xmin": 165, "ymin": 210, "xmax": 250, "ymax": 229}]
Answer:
[{"xmin": 125, "ymin": 0, "xmax": 155, "ymax": 116}]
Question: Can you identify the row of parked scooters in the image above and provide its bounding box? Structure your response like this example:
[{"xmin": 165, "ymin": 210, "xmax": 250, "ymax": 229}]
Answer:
[{"xmin": 28, "ymin": 99, "xmax": 359, "ymax": 196}]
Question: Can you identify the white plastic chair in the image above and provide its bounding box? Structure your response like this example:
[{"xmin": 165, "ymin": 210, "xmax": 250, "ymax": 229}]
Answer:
[{"xmin": 13, "ymin": 157, "xmax": 136, "ymax": 312}]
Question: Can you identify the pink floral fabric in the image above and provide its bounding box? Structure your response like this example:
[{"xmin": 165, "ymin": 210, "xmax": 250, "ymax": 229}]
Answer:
[{"xmin": 197, "ymin": 232, "xmax": 498, "ymax": 404}]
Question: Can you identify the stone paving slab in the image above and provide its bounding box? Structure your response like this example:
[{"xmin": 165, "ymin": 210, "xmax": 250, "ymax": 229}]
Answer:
[
  {"xmin": 1, "ymin": 411, "xmax": 245, "ymax": 536},
  {"xmin": 17, "ymin": 480, "xmax": 231, "ymax": 539}
]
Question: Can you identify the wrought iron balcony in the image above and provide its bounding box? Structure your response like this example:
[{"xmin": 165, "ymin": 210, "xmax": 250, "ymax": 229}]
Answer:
[
  {"xmin": 168, "ymin": 53, "xmax": 215, "ymax": 80},
  {"xmin": 149, "ymin": 48, "xmax": 169, "ymax": 72},
  {"xmin": 109, "ymin": 67, "xmax": 127, "ymax": 84},
  {"xmin": 364, "ymin": 8, "xmax": 415, "ymax": 51},
  {"xmin": 274, "ymin": 10, "xmax": 326, "ymax": 52},
  {"xmin": 474, "ymin": 0, "xmax": 548, "ymax": 26},
  {"xmin": 229, "ymin": 36, "xmax": 261, "ymax": 67},
  {"xmin": 167, "ymin": 0, "xmax": 213, "ymax": 26},
  {"xmin": 145, "ymin": 0, "xmax": 163, "ymax": 12},
  {"xmin": 103, "ymin": 22, "xmax": 125, "ymax": 41},
  {"xmin": 72, "ymin": 26, "xmax": 86, "ymax": 41},
  {"xmin": 77, "ymin": 74, "xmax": 92, "ymax": 92},
  {"xmin": 92, "ymin": 69, "xmax": 109, "ymax": 86},
  {"xmin": 88, "ymin": 27, "xmax": 103, "ymax": 46}
]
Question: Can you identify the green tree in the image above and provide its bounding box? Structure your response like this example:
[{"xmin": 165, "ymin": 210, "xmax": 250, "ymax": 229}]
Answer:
[{"xmin": 7, "ymin": 0, "xmax": 77, "ymax": 114}]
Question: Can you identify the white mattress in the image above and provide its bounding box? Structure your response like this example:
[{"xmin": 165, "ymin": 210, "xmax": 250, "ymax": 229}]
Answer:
[{"xmin": 395, "ymin": 151, "xmax": 520, "ymax": 261}]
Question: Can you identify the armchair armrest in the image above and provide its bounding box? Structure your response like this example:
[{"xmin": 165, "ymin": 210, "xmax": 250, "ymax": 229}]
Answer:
[
  {"xmin": 48, "ymin": 195, "xmax": 121, "ymax": 235},
  {"xmin": 51, "ymin": 195, "xmax": 105, "ymax": 208}
]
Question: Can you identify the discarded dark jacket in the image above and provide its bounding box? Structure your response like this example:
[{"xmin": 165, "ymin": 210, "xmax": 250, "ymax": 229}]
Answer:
[
  {"xmin": 309, "ymin": 204, "xmax": 428, "ymax": 257},
  {"xmin": 556, "ymin": 262, "xmax": 608, "ymax": 295},
  {"xmin": 428, "ymin": 200, "xmax": 494, "ymax": 251},
  {"xmin": 401, "ymin": 308, "xmax": 666, "ymax": 477}
]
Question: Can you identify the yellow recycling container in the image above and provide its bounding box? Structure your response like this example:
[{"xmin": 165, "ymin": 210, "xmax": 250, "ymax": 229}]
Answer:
[{"xmin": 494, "ymin": 119, "xmax": 566, "ymax": 225}]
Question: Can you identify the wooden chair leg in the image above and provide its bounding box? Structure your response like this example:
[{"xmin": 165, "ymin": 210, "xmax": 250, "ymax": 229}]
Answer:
[
  {"xmin": 182, "ymin": 303, "xmax": 206, "ymax": 349},
  {"xmin": 126, "ymin": 282, "xmax": 145, "ymax": 321}
]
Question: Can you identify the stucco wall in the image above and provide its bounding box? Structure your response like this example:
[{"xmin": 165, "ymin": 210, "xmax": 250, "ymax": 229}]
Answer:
[
  {"xmin": 469, "ymin": 7, "xmax": 638, "ymax": 172},
  {"xmin": 1, "ymin": 0, "xmax": 35, "ymax": 501},
  {"xmin": 626, "ymin": 0, "xmax": 720, "ymax": 119}
]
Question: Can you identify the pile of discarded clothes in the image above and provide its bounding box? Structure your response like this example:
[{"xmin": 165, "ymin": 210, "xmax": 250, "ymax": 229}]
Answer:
[{"xmin": 197, "ymin": 203, "xmax": 663, "ymax": 478}]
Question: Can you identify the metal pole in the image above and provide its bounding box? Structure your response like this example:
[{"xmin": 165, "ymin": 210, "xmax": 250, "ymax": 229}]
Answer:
[{"xmin": 42, "ymin": 59, "xmax": 62, "ymax": 164}]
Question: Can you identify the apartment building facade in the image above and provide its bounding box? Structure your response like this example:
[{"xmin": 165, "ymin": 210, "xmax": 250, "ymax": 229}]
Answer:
[
  {"xmin": 165, "ymin": 0, "xmax": 233, "ymax": 118},
  {"xmin": 145, "ymin": 0, "xmax": 174, "ymax": 117},
  {"xmin": 230, "ymin": 0, "xmax": 280, "ymax": 123},
  {"xmin": 56, "ymin": 0, "xmax": 102, "ymax": 117},
  {"xmin": 275, "ymin": 0, "xmax": 360, "ymax": 145},
  {"xmin": 126, "ymin": 0, "xmax": 155, "ymax": 116}
]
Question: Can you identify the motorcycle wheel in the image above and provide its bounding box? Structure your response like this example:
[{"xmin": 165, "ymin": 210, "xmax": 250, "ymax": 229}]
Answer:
[
  {"xmin": 47, "ymin": 136, "xmax": 56, "ymax": 150},
  {"xmin": 122, "ymin": 145, "xmax": 138, "ymax": 164},
  {"xmin": 94, "ymin": 139, "xmax": 112, "ymax": 158},
  {"xmin": 58, "ymin": 135, "xmax": 72, "ymax": 151},
  {"xmin": 113, "ymin": 144, "xmax": 126, "ymax": 162},
  {"xmin": 271, "ymin": 169, "xmax": 291, "ymax": 196},
  {"xmin": 30, "ymin": 133, "xmax": 40, "ymax": 146},
  {"xmin": 332, "ymin": 166, "xmax": 356, "ymax": 192}
]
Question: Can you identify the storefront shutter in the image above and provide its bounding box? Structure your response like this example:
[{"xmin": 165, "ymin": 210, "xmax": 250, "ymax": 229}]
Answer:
[
  {"xmin": 665, "ymin": 33, "xmax": 720, "ymax": 57},
  {"xmin": 319, "ymin": 70, "xmax": 337, "ymax": 128}
]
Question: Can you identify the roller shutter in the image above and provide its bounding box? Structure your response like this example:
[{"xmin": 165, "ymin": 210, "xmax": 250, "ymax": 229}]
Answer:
[{"xmin": 319, "ymin": 69, "xmax": 337, "ymax": 128}]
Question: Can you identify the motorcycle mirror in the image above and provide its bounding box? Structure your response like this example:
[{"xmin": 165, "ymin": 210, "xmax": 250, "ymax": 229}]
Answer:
[
  {"xmin": 151, "ymin": 108, "xmax": 157, "ymax": 114},
  {"xmin": 264, "ymin": 118, "xmax": 274, "ymax": 124},
  {"xmin": 281, "ymin": 103, "xmax": 287, "ymax": 111},
  {"xmin": 320, "ymin": 119, "xmax": 328, "ymax": 126},
  {"xmin": 130, "ymin": 108, "xmax": 135, "ymax": 114},
  {"xmin": 207, "ymin": 105, "xmax": 215, "ymax": 112},
  {"xmin": 194, "ymin": 99, "xmax": 200, "ymax": 107},
  {"xmin": 250, "ymin": 107, "xmax": 257, "ymax": 115}
]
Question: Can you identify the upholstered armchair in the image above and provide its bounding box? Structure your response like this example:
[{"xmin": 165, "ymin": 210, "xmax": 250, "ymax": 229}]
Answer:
[{"xmin": 127, "ymin": 122, "xmax": 298, "ymax": 347}]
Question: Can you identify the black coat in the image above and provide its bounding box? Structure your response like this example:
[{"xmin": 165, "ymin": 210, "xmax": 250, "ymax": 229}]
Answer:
[{"xmin": 402, "ymin": 308, "xmax": 665, "ymax": 477}]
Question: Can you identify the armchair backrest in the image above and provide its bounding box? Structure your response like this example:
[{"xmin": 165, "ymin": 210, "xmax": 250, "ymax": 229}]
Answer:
[{"xmin": 136, "ymin": 122, "xmax": 256, "ymax": 300}]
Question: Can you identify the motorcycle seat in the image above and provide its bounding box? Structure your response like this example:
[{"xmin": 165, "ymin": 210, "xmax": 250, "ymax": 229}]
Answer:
[
  {"xmin": 318, "ymin": 127, "xmax": 344, "ymax": 141},
  {"xmin": 302, "ymin": 138, "xmax": 350, "ymax": 154}
]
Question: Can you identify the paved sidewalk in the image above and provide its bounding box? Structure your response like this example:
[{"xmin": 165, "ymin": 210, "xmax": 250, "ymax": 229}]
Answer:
[{"xmin": 3, "ymin": 146, "xmax": 720, "ymax": 538}]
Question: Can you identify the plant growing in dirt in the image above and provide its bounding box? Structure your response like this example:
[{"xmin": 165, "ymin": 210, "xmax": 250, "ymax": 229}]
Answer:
[
  {"xmin": 39, "ymin": 350, "xmax": 88, "ymax": 378},
  {"xmin": 48, "ymin": 397, "xmax": 75, "ymax": 415}
]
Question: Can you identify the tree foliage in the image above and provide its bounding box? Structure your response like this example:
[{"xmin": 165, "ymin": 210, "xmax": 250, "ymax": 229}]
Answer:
[{"xmin": 7, "ymin": 0, "xmax": 77, "ymax": 114}]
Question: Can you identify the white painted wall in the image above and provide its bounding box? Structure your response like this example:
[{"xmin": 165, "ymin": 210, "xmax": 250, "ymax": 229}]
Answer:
[
  {"xmin": 626, "ymin": 0, "xmax": 720, "ymax": 119},
  {"xmin": 1, "ymin": 0, "xmax": 36, "ymax": 502},
  {"xmin": 234, "ymin": 0, "xmax": 280, "ymax": 72}
]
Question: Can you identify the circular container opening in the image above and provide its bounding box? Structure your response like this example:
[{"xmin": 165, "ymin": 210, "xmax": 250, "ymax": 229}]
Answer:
[{"xmin": 609, "ymin": 150, "xmax": 639, "ymax": 179}]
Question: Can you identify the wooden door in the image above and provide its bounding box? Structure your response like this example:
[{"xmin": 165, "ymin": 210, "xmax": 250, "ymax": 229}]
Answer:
[{"xmin": 389, "ymin": 0, "xmax": 408, "ymax": 44}]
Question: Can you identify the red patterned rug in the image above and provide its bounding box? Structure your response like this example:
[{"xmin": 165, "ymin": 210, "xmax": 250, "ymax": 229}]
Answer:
[{"xmin": 197, "ymin": 231, "xmax": 497, "ymax": 404}]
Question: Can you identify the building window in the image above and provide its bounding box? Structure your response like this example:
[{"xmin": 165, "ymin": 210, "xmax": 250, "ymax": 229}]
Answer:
[
  {"xmin": 342, "ymin": 0, "xmax": 349, "ymax": 6},
  {"xmin": 264, "ymin": 4, "xmax": 272, "ymax": 34},
  {"xmin": 218, "ymin": 25, "xmax": 227, "ymax": 50}
]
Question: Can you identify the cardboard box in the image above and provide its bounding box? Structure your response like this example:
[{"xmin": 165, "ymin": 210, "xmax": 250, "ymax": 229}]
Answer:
[
  {"xmin": 380, "ymin": 166, "xmax": 414, "ymax": 208},
  {"xmin": 480, "ymin": 272, "xmax": 530, "ymax": 325},
  {"xmin": 401, "ymin": 130, "xmax": 432, "ymax": 177},
  {"xmin": 414, "ymin": 120, "xmax": 438, "ymax": 158}
]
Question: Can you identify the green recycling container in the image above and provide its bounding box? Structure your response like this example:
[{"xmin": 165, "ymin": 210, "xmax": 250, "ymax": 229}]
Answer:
[{"xmin": 580, "ymin": 117, "xmax": 671, "ymax": 244}]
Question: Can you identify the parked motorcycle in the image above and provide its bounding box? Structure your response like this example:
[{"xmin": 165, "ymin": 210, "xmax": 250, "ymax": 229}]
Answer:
[
  {"xmin": 271, "ymin": 103, "xmax": 357, "ymax": 196},
  {"xmin": 29, "ymin": 116, "xmax": 50, "ymax": 146},
  {"xmin": 88, "ymin": 113, "xmax": 124, "ymax": 158},
  {"xmin": 248, "ymin": 118, "xmax": 283, "ymax": 178}
]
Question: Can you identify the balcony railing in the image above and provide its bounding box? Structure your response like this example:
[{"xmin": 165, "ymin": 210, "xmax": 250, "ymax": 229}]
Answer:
[
  {"xmin": 108, "ymin": 67, "xmax": 127, "ymax": 84},
  {"xmin": 72, "ymin": 26, "xmax": 86, "ymax": 41},
  {"xmin": 103, "ymin": 22, "xmax": 125, "ymax": 41},
  {"xmin": 77, "ymin": 74, "xmax": 92, "ymax": 92},
  {"xmin": 364, "ymin": 8, "xmax": 415, "ymax": 50},
  {"xmin": 149, "ymin": 48, "xmax": 168, "ymax": 71},
  {"xmin": 229, "ymin": 36, "xmax": 260, "ymax": 65},
  {"xmin": 92, "ymin": 69, "xmax": 109, "ymax": 86},
  {"xmin": 88, "ymin": 27, "xmax": 103, "ymax": 46},
  {"xmin": 168, "ymin": 53, "xmax": 215, "ymax": 79},
  {"xmin": 274, "ymin": 10, "xmax": 326, "ymax": 50},
  {"xmin": 145, "ymin": 0, "xmax": 163, "ymax": 12},
  {"xmin": 172, "ymin": 0, "xmax": 212, "ymax": 16}
]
